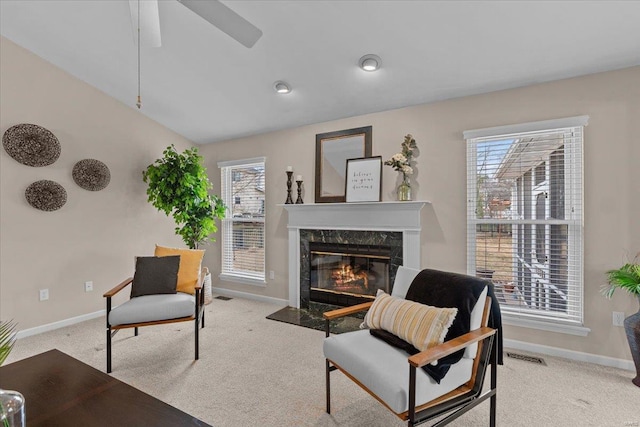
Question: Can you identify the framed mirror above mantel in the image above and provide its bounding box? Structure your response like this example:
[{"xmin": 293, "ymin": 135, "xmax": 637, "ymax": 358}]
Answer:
[{"xmin": 315, "ymin": 126, "xmax": 372, "ymax": 203}]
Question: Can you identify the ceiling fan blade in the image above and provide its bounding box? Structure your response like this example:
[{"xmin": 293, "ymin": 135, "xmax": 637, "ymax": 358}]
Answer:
[
  {"xmin": 128, "ymin": 0, "xmax": 162, "ymax": 47},
  {"xmin": 177, "ymin": 0, "xmax": 263, "ymax": 48}
]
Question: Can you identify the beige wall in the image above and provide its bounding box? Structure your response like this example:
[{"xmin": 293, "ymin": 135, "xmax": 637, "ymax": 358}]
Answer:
[
  {"xmin": 200, "ymin": 66, "xmax": 640, "ymax": 362},
  {"xmin": 2, "ymin": 34, "xmax": 638, "ymax": 363},
  {"xmin": 0, "ymin": 37, "xmax": 192, "ymax": 330}
]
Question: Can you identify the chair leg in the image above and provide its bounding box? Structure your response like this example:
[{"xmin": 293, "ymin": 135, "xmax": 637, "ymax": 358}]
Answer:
[
  {"xmin": 408, "ymin": 365, "xmax": 417, "ymax": 427},
  {"xmin": 195, "ymin": 315, "xmax": 200, "ymax": 360},
  {"xmin": 106, "ymin": 296, "xmax": 112, "ymax": 373},
  {"xmin": 201, "ymin": 308, "xmax": 205, "ymax": 328},
  {"xmin": 325, "ymin": 359, "xmax": 331, "ymax": 414},
  {"xmin": 106, "ymin": 327, "xmax": 112, "ymax": 373},
  {"xmin": 490, "ymin": 341, "xmax": 498, "ymax": 427}
]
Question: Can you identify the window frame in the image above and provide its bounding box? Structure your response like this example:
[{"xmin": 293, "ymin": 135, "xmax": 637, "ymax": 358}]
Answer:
[
  {"xmin": 218, "ymin": 157, "xmax": 266, "ymax": 286},
  {"xmin": 464, "ymin": 116, "xmax": 590, "ymax": 336}
]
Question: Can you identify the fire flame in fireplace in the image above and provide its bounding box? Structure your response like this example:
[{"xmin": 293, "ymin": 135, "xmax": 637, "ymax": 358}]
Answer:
[{"xmin": 331, "ymin": 263, "xmax": 369, "ymax": 290}]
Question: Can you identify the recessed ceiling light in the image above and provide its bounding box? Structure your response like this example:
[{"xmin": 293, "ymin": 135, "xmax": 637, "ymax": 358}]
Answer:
[
  {"xmin": 359, "ymin": 54, "xmax": 381, "ymax": 72},
  {"xmin": 274, "ymin": 81, "xmax": 292, "ymax": 94}
]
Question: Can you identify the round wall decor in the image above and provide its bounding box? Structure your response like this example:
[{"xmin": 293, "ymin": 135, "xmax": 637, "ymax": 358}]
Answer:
[
  {"xmin": 2, "ymin": 123, "xmax": 61, "ymax": 167},
  {"xmin": 72, "ymin": 159, "xmax": 110, "ymax": 191},
  {"xmin": 25, "ymin": 180, "xmax": 67, "ymax": 211}
]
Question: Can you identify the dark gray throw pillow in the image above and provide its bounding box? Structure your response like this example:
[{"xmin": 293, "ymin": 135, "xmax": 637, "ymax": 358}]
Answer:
[{"xmin": 131, "ymin": 255, "xmax": 180, "ymax": 298}]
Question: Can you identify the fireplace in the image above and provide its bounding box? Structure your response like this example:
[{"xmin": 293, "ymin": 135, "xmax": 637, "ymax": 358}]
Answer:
[
  {"xmin": 283, "ymin": 201, "xmax": 427, "ymax": 309},
  {"xmin": 299, "ymin": 229, "xmax": 403, "ymax": 308},
  {"xmin": 310, "ymin": 242, "xmax": 391, "ymax": 306}
]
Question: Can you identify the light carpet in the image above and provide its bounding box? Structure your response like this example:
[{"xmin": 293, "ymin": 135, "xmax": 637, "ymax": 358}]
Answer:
[{"xmin": 5, "ymin": 297, "xmax": 639, "ymax": 426}]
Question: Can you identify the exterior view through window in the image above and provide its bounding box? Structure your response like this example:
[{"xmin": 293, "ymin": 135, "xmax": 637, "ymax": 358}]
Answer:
[
  {"xmin": 219, "ymin": 158, "xmax": 266, "ymax": 284},
  {"xmin": 465, "ymin": 118, "xmax": 586, "ymax": 328}
]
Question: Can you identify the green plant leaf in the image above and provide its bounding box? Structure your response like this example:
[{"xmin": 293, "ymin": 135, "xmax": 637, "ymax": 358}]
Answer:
[
  {"xmin": 603, "ymin": 262, "xmax": 640, "ymax": 298},
  {"xmin": 0, "ymin": 319, "xmax": 17, "ymax": 366},
  {"xmin": 143, "ymin": 145, "xmax": 226, "ymax": 248}
]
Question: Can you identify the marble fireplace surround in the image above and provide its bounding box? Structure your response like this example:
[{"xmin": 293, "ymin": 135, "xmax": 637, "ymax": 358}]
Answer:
[{"xmin": 282, "ymin": 201, "xmax": 427, "ymax": 308}]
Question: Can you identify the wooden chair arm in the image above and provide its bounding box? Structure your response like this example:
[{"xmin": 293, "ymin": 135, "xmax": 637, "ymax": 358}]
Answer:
[
  {"xmin": 323, "ymin": 302, "xmax": 373, "ymax": 320},
  {"xmin": 194, "ymin": 267, "xmax": 209, "ymax": 291},
  {"xmin": 408, "ymin": 327, "xmax": 496, "ymax": 368},
  {"xmin": 103, "ymin": 278, "xmax": 133, "ymax": 298}
]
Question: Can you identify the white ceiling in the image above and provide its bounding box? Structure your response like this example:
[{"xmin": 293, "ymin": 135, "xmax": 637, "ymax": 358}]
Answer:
[{"xmin": 1, "ymin": 1, "xmax": 639, "ymax": 144}]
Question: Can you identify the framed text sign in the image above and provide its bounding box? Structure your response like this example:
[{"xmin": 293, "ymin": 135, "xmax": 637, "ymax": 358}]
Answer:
[{"xmin": 345, "ymin": 156, "xmax": 382, "ymax": 202}]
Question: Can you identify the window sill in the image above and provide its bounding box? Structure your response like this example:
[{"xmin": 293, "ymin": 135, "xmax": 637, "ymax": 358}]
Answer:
[
  {"xmin": 502, "ymin": 315, "xmax": 591, "ymax": 337},
  {"xmin": 219, "ymin": 273, "xmax": 266, "ymax": 287}
]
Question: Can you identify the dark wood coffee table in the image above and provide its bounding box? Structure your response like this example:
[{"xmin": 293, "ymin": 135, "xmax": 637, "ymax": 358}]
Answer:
[{"xmin": 0, "ymin": 349, "xmax": 211, "ymax": 426}]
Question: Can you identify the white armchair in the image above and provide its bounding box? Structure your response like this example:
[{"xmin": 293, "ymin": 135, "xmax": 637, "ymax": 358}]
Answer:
[
  {"xmin": 323, "ymin": 266, "xmax": 499, "ymax": 426},
  {"xmin": 103, "ymin": 254, "xmax": 206, "ymax": 373}
]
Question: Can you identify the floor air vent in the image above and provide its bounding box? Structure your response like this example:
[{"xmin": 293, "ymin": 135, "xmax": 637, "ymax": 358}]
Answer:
[
  {"xmin": 215, "ymin": 296, "xmax": 233, "ymax": 301},
  {"xmin": 506, "ymin": 352, "xmax": 546, "ymax": 365}
]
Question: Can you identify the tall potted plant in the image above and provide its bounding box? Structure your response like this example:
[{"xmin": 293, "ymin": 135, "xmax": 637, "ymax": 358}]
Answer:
[
  {"xmin": 602, "ymin": 256, "xmax": 640, "ymax": 387},
  {"xmin": 143, "ymin": 145, "xmax": 225, "ymax": 249}
]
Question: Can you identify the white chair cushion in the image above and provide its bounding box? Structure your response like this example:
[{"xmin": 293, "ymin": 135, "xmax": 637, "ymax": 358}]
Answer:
[
  {"xmin": 108, "ymin": 293, "xmax": 195, "ymax": 326},
  {"xmin": 324, "ymin": 329, "xmax": 473, "ymax": 414},
  {"xmin": 463, "ymin": 286, "xmax": 488, "ymax": 359},
  {"xmin": 391, "ymin": 266, "xmax": 421, "ymax": 299}
]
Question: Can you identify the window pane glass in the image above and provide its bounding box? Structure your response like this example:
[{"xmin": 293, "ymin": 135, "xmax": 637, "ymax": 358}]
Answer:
[
  {"xmin": 221, "ymin": 160, "xmax": 266, "ymax": 281},
  {"xmin": 230, "ymin": 166, "xmax": 265, "ymax": 218},
  {"xmin": 468, "ymin": 124, "xmax": 583, "ymax": 325},
  {"xmin": 231, "ymin": 221, "xmax": 264, "ymax": 273},
  {"xmin": 475, "ymin": 139, "xmax": 515, "ymax": 220}
]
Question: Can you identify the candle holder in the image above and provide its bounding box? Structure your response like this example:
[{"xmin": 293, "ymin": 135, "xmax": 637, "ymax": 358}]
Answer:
[
  {"xmin": 295, "ymin": 179, "xmax": 304, "ymax": 204},
  {"xmin": 285, "ymin": 171, "xmax": 294, "ymax": 204}
]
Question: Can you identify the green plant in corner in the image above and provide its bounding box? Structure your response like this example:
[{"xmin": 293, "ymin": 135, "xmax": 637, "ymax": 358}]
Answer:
[
  {"xmin": 143, "ymin": 145, "xmax": 226, "ymax": 249},
  {"xmin": 0, "ymin": 320, "xmax": 16, "ymax": 366},
  {"xmin": 601, "ymin": 254, "xmax": 640, "ymax": 388},
  {"xmin": 601, "ymin": 258, "xmax": 640, "ymax": 299},
  {"xmin": 1, "ymin": 320, "xmax": 17, "ymax": 427}
]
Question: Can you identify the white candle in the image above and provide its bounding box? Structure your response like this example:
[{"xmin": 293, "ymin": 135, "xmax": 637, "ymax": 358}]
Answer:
[
  {"xmin": 286, "ymin": 166, "xmax": 293, "ymax": 172},
  {"xmin": 296, "ymin": 175, "xmax": 303, "ymax": 181}
]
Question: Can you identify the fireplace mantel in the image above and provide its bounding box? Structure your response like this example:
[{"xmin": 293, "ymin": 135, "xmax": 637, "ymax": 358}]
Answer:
[{"xmin": 282, "ymin": 201, "xmax": 429, "ymax": 307}]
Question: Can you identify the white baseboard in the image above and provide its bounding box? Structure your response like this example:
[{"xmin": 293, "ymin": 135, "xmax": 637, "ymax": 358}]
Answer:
[
  {"xmin": 211, "ymin": 286, "xmax": 288, "ymax": 307},
  {"xmin": 504, "ymin": 338, "xmax": 635, "ymax": 371},
  {"xmin": 16, "ymin": 310, "xmax": 105, "ymax": 340}
]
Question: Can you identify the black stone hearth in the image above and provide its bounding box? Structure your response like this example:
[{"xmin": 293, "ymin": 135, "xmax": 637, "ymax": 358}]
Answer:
[
  {"xmin": 266, "ymin": 302, "xmax": 364, "ymax": 334},
  {"xmin": 299, "ymin": 229, "xmax": 402, "ymax": 308}
]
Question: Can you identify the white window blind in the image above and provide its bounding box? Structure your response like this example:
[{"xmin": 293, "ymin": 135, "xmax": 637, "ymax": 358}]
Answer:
[
  {"xmin": 465, "ymin": 116, "xmax": 587, "ymax": 330},
  {"xmin": 219, "ymin": 158, "xmax": 265, "ymax": 284}
]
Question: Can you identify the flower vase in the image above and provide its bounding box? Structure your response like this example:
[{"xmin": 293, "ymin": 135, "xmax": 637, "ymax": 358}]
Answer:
[
  {"xmin": 397, "ymin": 175, "xmax": 411, "ymax": 201},
  {"xmin": 626, "ymin": 295, "xmax": 640, "ymax": 387},
  {"xmin": 0, "ymin": 389, "xmax": 25, "ymax": 427}
]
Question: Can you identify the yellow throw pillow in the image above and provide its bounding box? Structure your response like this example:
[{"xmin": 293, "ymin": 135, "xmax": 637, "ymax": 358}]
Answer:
[
  {"xmin": 154, "ymin": 245, "xmax": 205, "ymax": 295},
  {"xmin": 363, "ymin": 290, "xmax": 457, "ymax": 352}
]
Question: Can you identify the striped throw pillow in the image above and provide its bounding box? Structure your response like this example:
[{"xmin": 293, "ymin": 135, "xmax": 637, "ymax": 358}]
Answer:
[{"xmin": 363, "ymin": 290, "xmax": 458, "ymax": 352}]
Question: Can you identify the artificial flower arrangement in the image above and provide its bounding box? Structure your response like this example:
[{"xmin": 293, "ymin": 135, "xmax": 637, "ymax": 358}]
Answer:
[
  {"xmin": 384, "ymin": 134, "xmax": 418, "ymax": 200},
  {"xmin": 384, "ymin": 134, "xmax": 417, "ymax": 180}
]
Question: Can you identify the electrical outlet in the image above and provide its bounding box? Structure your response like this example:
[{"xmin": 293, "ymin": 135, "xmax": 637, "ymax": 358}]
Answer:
[
  {"xmin": 269, "ymin": 270, "xmax": 275, "ymax": 280},
  {"xmin": 39, "ymin": 289, "xmax": 49, "ymax": 301},
  {"xmin": 84, "ymin": 281, "xmax": 93, "ymax": 292},
  {"xmin": 613, "ymin": 311, "xmax": 625, "ymax": 327}
]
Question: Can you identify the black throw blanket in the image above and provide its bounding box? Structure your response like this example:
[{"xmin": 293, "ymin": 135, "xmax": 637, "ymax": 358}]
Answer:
[{"xmin": 370, "ymin": 268, "xmax": 503, "ymax": 383}]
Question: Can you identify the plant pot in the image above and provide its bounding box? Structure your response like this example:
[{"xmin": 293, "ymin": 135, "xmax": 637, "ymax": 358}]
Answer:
[{"xmin": 625, "ymin": 296, "xmax": 640, "ymax": 387}]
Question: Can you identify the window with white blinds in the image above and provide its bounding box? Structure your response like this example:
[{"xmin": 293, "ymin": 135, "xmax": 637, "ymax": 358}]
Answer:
[
  {"xmin": 219, "ymin": 158, "xmax": 266, "ymax": 285},
  {"xmin": 464, "ymin": 116, "xmax": 589, "ymax": 334}
]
